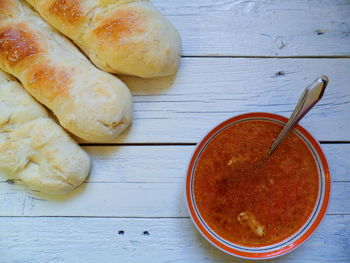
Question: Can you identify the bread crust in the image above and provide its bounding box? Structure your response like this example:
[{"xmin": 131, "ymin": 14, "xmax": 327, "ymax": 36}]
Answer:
[
  {"xmin": 26, "ymin": 0, "xmax": 182, "ymax": 78},
  {"xmin": 0, "ymin": 0, "xmax": 133, "ymax": 142},
  {"xmin": 0, "ymin": 70, "xmax": 91, "ymax": 194}
]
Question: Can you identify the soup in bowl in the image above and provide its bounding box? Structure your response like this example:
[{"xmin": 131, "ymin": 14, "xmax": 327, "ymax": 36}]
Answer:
[{"xmin": 185, "ymin": 112, "xmax": 330, "ymax": 259}]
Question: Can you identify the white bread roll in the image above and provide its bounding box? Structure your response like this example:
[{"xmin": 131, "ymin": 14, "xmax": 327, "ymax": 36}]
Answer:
[
  {"xmin": 0, "ymin": 0, "xmax": 133, "ymax": 142},
  {"xmin": 25, "ymin": 0, "xmax": 182, "ymax": 78},
  {"xmin": 0, "ymin": 70, "xmax": 91, "ymax": 194}
]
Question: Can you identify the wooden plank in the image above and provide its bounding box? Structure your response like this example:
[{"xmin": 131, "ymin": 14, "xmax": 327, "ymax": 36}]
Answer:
[
  {"xmin": 322, "ymin": 144, "xmax": 350, "ymax": 182},
  {"xmin": 99, "ymin": 58, "xmax": 350, "ymax": 143},
  {"xmin": 151, "ymin": 0, "xmax": 350, "ymax": 56},
  {"xmin": 0, "ymin": 180, "xmax": 347, "ymax": 217},
  {"xmin": 81, "ymin": 144, "xmax": 349, "ymax": 182},
  {"xmin": 0, "ymin": 144, "xmax": 348, "ymax": 216},
  {"xmin": 0, "ymin": 181, "xmax": 187, "ymax": 217},
  {"xmin": 0, "ymin": 215, "xmax": 349, "ymax": 263}
]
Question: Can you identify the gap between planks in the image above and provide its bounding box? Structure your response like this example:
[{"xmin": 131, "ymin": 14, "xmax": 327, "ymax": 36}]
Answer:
[
  {"xmin": 79, "ymin": 141, "xmax": 350, "ymax": 146},
  {"xmin": 182, "ymin": 55, "xmax": 350, "ymax": 59},
  {"xmin": 79, "ymin": 143, "xmax": 196, "ymax": 146},
  {"xmin": 0, "ymin": 214, "xmax": 345, "ymax": 218}
]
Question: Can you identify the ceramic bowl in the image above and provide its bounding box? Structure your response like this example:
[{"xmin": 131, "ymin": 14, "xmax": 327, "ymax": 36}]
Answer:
[{"xmin": 185, "ymin": 112, "xmax": 330, "ymax": 259}]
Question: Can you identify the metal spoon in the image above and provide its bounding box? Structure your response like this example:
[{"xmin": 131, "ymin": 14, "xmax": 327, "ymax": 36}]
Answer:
[{"xmin": 267, "ymin": 76, "xmax": 329, "ymax": 156}]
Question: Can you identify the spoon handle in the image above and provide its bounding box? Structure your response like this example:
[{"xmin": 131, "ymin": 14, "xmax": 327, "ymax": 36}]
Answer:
[{"xmin": 267, "ymin": 76, "xmax": 329, "ymax": 156}]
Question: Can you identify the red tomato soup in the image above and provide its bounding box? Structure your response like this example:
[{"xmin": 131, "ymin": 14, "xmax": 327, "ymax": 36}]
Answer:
[{"xmin": 193, "ymin": 120, "xmax": 319, "ymax": 247}]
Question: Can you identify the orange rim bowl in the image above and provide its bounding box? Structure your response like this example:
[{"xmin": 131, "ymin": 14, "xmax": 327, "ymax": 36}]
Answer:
[{"xmin": 185, "ymin": 112, "xmax": 331, "ymax": 260}]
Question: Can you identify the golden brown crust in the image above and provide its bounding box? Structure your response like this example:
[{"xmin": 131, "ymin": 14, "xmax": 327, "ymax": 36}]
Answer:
[
  {"xmin": 0, "ymin": 25, "xmax": 42, "ymax": 66},
  {"xmin": 26, "ymin": 0, "xmax": 181, "ymax": 77},
  {"xmin": 48, "ymin": 0, "xmax": 83, "ymax": 24},
  {"xmin": 93, "ymin": 9, "xmax": 145, "ymax": 43},
  {"xmin": 0, "ymin": 0, "xmax": 18, "ymax": 18},
  {"xmin": 0, "ymin": 0, "xmax": 133, "ymax": 142},
  {"xmin": 25, "ymin": 62, "xmax": 71, "ymax": 101}
]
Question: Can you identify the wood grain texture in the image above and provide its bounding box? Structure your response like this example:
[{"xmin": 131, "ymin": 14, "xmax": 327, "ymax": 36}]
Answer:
[
  {"xmin": 83, "ymin": 144, "xmax": 350, "ymax": 183},
  {"xmin": 151, "ymin": 0, "xmax": 350, "ymax": 56},
  {"xmin": 3, "ymin": 144, "xmax": 347, "ymax": 183},
  {"xmin": 93, "ymin": 58, "xmax": 350, "ymax": 143},
  {"xmin": 1, "ymin": 1, "xmax": 349, "ymax": 262},
  {"xmin": 1, "ymin": 216, "xmax": 349, "ymax": 263},
  {"xmin": 0, "ymin": 181, "xmax": 347, "ymax": 217},
  {"xmin": 0, "ymin": 144, "xmax": 348, "ymax": 217}
]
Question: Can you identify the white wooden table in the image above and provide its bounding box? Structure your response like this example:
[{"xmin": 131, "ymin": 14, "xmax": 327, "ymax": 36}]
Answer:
[{"xmin": 1, "ymin": 1, "xmax": 350, "ymax": 262}]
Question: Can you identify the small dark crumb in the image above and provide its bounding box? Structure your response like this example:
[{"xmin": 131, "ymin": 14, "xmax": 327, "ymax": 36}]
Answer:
[
  {"xmin": 275, "ymin": 71, "xmax": 285, "ymax": 76},
  {"xmin": 315, "ymin": 29, "xmax": 326, "ymax": 35},
  {"xmin": 6, "ymin": 179, "xmax": 15, "ymax": 184},
  {"xmin": 118, "ymin": 230, "xmax": 124, "ymax": 235},
  {"xmin": 143, "ymin": 231, "xmax": 149, "ymax": 236}
]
